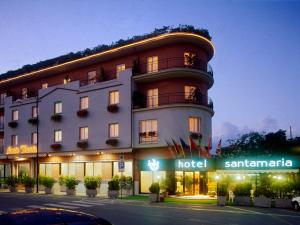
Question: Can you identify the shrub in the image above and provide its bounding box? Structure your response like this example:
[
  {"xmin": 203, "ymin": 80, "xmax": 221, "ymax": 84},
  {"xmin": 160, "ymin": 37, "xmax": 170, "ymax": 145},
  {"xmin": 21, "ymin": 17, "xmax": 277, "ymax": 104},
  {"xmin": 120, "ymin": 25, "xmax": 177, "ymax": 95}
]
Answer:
[
  {"xmin": 58, "ymin": 175, "xmax": 67, "ymax": 186},
  {"xmin": 233, "ymin": 182, "xmax": 252, "ymax": 197},
  {"xmin": 4, "ymin": 176, "xmax": 19, "ymax": 187},
  {"xmin": 217, "ymin": 182, "xmax": 228, "ymax": 196},
  {"xmin": 120, "ymin": 176, "xmax": 133, "ymax": 190},
  {"xmin": 84, "ymin": 176, "xmax": 102, "ymax": 190},
  {"xmin": 40, "ymin": 176, "xmax": 56, "ymax": 188},
  {"xmin": 65, "ymin": 176, "xmax": 79, "ymax": 189},
  {"xmin": 108, "ymin": 180, "xmax": 120, "ymax": 191},
  {"xmin": 21, "ymin": 175, "xmax": 36, "ymax": 188},
  {"xmin": 106, "ymin": 138, "xmax": 118, "ymax": 146},
  {"xmin": 149, "ymin": 183, "xmax": 160, "ymax": 194}
]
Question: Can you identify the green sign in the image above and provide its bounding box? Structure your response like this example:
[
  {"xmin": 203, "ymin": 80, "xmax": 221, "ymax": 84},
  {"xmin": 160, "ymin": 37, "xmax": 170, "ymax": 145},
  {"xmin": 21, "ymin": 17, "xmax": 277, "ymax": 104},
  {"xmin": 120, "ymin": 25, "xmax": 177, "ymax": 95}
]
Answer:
[{"xmin": 175, "ymin": 159, "xmax": 215, "ymax": 171}]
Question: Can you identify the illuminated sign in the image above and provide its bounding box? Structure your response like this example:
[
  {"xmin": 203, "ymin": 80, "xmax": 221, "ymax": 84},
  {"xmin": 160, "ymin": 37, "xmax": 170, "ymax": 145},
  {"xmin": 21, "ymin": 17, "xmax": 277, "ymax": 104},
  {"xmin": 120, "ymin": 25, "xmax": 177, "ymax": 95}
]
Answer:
[
  {"xmin": 148, "ymin": 159, "xmax": 160, "ymax": 171},
  {"xmin": 224, "ymin": 158, "xmax": 293, "ymax": 169},
  {"xmin": 177, "ymin": 159, "xmax": 207, "ymax": 169},
  {"xmin": 6, "ymin": 145, "xmax": 37, "ymax": 155}
]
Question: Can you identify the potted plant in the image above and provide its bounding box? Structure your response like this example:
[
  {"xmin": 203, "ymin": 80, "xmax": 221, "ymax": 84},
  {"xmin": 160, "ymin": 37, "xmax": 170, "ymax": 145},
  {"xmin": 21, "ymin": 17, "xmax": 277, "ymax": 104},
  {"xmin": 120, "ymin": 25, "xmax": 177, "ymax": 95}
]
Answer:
[
  {"xmin": 50, "ymin": 143, "xmax": 62, "ymax": 150},
  {"xmin": 108, "ymin": 176, "xmax": 120, "ymax": 199},
  {"xmin": 139, "ymin": 132, "xmax": 147, "ymax": 138},
  {"xmin": 4, "ymin": 176, "xmax": 19, "ymax": 192},
  {"xmin": 58, "ymin": 175, "xmax": 66, "ymax": 192},
  {"xmin": 253, "ymin": 174, "xmax": 273, "ymax": 208},
  {"xmin": 84, "ymin": 176, "xmax": 102, "ymax": 197},
  {"xmin": 51, "ymin": 114, "xmax": 62, "ymax": 122},
  {"xmin": 21, "ymin": 175, "xmax": 36, "ymax": 193},
  {"xmin": 40, "ymin": 176, "xmax": 56, "ymax": 194},
  {"xmin": 28, "ymin": 117, "xmax": 39, "ymax": 125},
  {"xmin": 105, "ymin": 138, "xmax": 118, "ymax": 146},
  {"xmin": 148, "ymin": 131, "xmax": 156, "ymax": 137},
  {"xmin": 77, "ymin": 109, "xmax": 88, "ymax": 117},
  {"xmin": 65, "ymin": 176, "xmax": 79, "ymax": 196},
  {"xmin": 8, "ymin": 121, "xmax": 18, "ymax": 128},
  {"xmin": 217, "ymin": 182, "xmax": 228, "ymax": 206},
  {"xmin": 233, "ymin": 182, "xmax": 252, "ymax": 206},
  {"xmin": 120, "ymin": 176, "xmax": 133, "ymax": 196},
  {"xmin": 107, "ymin": 104, "xmax": 119, "ymax": 113},
  {"xmin": 77, "ymin": 140, "xmax": 88, "ymax": 149},
  {"xmin": 149, "ymin": 182, "xmax": 160, "ymax": 203},
  {"xmin": 272, "ymin": 179, "xmax": 294, "ymax": 208}
]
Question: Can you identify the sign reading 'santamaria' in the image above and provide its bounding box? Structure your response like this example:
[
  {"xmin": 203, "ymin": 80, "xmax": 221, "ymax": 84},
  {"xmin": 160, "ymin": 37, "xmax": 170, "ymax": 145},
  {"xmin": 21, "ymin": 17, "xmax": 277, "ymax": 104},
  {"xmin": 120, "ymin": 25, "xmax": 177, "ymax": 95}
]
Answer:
[{"xmin": 224, "ymin": 158, "xmax": 293, "ymax": 168}]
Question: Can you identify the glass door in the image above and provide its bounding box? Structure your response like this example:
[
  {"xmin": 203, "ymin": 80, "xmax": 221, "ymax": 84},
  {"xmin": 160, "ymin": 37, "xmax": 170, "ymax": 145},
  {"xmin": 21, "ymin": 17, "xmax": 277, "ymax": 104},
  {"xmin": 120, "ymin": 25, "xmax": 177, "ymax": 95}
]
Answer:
[
  {"xmin": 184, "ymin": 172, "xmax": 194, "ymax": 195},
  {"xmin": 194, "ymin": 172, "xmax": 200, "ymax": 195}
]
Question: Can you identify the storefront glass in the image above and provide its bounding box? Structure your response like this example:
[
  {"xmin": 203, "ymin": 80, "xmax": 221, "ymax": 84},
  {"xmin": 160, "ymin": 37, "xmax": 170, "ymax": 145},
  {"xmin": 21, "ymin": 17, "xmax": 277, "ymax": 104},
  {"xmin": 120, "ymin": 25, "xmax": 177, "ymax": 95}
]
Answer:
[
  {"xmin": 113, "ymin": 161, "xmax": 133, "ymax": 177},
  {"xmin": 140, "ymin": 171, "xmax": 166, "ymax": 193},
  {"xmin": 18, "ymin": 162, "xmax": 30, "ymax": 177}
]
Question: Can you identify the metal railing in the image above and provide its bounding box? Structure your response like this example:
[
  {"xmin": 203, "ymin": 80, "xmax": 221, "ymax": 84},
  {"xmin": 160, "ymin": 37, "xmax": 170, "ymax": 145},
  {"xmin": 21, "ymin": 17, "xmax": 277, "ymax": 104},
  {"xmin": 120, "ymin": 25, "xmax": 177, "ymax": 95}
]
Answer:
[
  {"xmin": 133, "ymin": 57, "xmax": 213, "ymax": 77},
  {"xmin": 133, "ymin": 92, "xmax": 213, "ymax": 109}
]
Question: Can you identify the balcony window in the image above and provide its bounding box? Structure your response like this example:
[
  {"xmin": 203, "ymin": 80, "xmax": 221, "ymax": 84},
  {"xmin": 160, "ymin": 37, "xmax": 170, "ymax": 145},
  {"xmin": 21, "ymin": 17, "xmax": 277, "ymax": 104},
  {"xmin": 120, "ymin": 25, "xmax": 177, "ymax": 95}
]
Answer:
[
  {"xmin": 147, "ymin": 56, "xmax": 158, "ymax": 73},
  {"xmin": 11, "ymin": 135, "xmax": 18, "ymax": 146},
  {"xmin": 54, "ymin": 101, "xmax": 62, "ymax": 114},
  {"xmin": 87, "ymin": 71, "xmax": 97, "ymax": 85},
  {"xmin": 79, "ymin": 127, "xmax": 88, "ymax": 141},
  {"xmin": 189, "ymin": 117, "xmax": 200, "ymax": 133},
  {"xmin": 139, "ymin": 119, "xmax": 158, "ymax": 143},
  {"xmin": 32, "ymin": 106, "xmax": 38, "ymax": 118},
  {"xmin": 21, "ymin": 88, "xmax": 28, "ymax": 99},
  {"xmin": 184, "ymin": 86, "xmax": 196, "ymax": 100},
  {"xmin": 109, "ymin": 123, "xmax": 119, "ymax": 138},
  {"xmin": 0, "ymin": 93, "xmax": 6, "ymax": 105},
  {"xmin": 80, "ymin": 96, "xmax": 89, "ymax": 110},
  {"xmin": 12, "ymin": 109, "xmax": 19, "ymax": 121},
  {"xmin": 42, "ymin": 83, "xmax": 48, "ymax": 89},
  {"xmin": 54, "ymin": 130, "xmax": 62, "ymax": 143},
  {"xmin": 109, "ymin": 91, "xmax": 119, "ymax": 105},
  {"xmin": 184, "ymin": 52, "xmax": 197, "ymax": 66},
  {"xmin": 147, "ymin": 88, "xmax": 158, "ymax": 108},
  {"xmin": 63, "ymin": 75, "xmax": 71, "ymax": 84},
  {"xmin": 116, "ymin": 64, "xmax": 125, "ymax": 78},
  {"xmin": 31, "ymin": 132, "xmax": 37, "ymax": 145}
]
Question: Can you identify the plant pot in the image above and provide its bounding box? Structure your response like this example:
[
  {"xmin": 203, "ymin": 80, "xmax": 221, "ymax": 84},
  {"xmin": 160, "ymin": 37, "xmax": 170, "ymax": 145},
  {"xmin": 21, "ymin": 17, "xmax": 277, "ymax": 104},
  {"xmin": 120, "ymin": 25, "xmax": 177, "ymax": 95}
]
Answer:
[
  {"xmin": 66, "ymin": 188, "xmax": 76, "ymax": 196},
  {"xmin": 108, "ymin": 190, "xmax": 119, "ymax": 199},
  {"xmin": 253, "ymin": 197, "xmax": 272, "ymax": 208},
  {"xmin": 51, "ymin": 114, "xmax": 62, "ymax": 122},
  {"xmin": 8, "ymin": 121, "xmax": 18, "ymax": 128},
  {"xmin": 105, "ymin": 138, "xmax": 118, "ymax": 146},
  {"xmin": 149, "ymin": 193, "xmax": 158, "ymax": 203},
  {"xmin": 107, "ymin": 104, "xmax": 119, "ymax": 113},
  {"xmin": 217, "ymin": 196, "xmax": 226, "ymax": 206},
  {"xmin": 25, "ymin": 187, "xmax": 33, "ymax": 193},
  {"xmin": 234, "ymin": 196, "xmax": 251, "ymax": 206},
  {"xmin": 77, "ymin": 109, "xmax": 89, "ymax": 117},
  {"xmin": 275, "ymin": 198, "xmax": 292, "ymax": 208},
  {"xmin": 50, "ymin": 143, "xmax": 62, "ymax": 150},
  {"xmin": 44, "ymin": 187, "xmax": 53, "ymax": 194},
  {"xmin": 86, "ymin": 189, "xmax": 97, "ymax": 197},
  {"xmin": 28, "ymin": 117, "xmax": 39, "ymax": 125},
  {"xmin": 60, "ymin": 185, "xmax": 66, "ymax": 192},
  {"xmin": 77, "ymin": 141, "xmax": 88, "ymax": 149},
  {"xmin": 8, "ymin": 186, "xmax": 17, "ymax": 192}
]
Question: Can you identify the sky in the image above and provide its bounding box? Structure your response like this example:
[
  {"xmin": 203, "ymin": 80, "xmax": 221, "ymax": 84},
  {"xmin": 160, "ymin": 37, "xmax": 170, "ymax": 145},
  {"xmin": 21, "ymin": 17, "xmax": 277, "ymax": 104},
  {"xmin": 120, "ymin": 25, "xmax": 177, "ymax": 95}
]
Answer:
[{"xmin": 0, "ymin": 0, "xmax": 299, "ymax": 145}]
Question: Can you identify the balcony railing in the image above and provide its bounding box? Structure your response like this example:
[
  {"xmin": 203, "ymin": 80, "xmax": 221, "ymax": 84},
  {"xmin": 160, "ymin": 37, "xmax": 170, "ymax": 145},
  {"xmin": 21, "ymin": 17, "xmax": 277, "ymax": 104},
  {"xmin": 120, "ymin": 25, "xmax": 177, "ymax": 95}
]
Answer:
[
  {"xmin": 133, "ymin": 57, "xmax": 213, "ymax": 77},
  {"xmin": 133, "ymin": 91, "xmax": 213, "ymax": 109},
  {"xmin": 12, "ymin": 92, "xmax": 37, "ymax": 102}
]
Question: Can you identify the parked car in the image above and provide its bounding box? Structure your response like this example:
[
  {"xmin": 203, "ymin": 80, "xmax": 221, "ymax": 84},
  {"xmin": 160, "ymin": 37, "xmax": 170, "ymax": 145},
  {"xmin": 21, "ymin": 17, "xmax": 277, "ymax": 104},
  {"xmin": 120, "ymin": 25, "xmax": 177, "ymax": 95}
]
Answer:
[
  {"xmin": 0, "ymin": 208, "xmax": 112, "ymax": 225},
  {"xmin": 292, "ymin": 196, "xmax": 300, "ymax": 211}
]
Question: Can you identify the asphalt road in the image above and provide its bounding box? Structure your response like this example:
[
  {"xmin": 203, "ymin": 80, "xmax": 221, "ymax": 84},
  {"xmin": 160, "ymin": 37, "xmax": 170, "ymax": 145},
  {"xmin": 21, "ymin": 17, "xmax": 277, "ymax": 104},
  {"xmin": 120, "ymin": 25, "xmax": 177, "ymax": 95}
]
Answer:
[{"xmin": 0, "ymin": 192, "xmax": 299, "ymax": 225}]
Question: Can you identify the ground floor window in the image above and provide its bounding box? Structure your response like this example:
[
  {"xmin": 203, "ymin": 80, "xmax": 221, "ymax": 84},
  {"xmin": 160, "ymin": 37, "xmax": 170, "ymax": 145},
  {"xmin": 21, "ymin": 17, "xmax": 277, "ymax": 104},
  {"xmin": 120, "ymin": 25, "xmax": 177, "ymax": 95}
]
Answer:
[
  {"xmin": 39, "ymin": 163, "xmax": 60, "ymax": 180},
  {"xmin": 0, "ymin": 164, "xmax": 11, "ymax": 184},
  {"xmin": 140, "ymin": 171, "xmax": 166, "ymax": 193},
  {"xmin": 17, "ymin": 162, "xmax": 30, "ymax": 177},
  {"xmin": 113, "ymin": 161, "xmax": 133, "ymax": 177}
]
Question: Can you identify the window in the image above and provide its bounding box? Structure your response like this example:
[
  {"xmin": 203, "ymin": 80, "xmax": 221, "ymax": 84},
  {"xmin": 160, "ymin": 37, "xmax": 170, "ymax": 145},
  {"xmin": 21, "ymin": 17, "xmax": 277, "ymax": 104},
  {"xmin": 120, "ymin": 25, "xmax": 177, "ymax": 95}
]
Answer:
[
  {"xmin": 139, "ymin": 119, "xmax": 158, "ymax": 143},
  {"xmin": 184, "ymin": 52, "xmax": 197, "ymax": 66},
  {"xmin": 54, "ymin": 130, "xmax": 62, "ymax": 143},
  {"xmin": 0, "ymin": 93, "xmax": 6, "ymax": 105},
  {"xmin": 85, "ymin": 162, "xmax": 112, "ymax": 180},
  {"xmin": 32, "ymin": 106, "xmax": 38, "ymax": 118},
  {"xmin": 39, "ymin": 163, "xmax": 60, "ymax": 180},
  {"xmin": 147, "ymin": 56, "xmax": 158, "ymax": 73},
  {"xmin": 11, "ymin": 135, "xmax": 18, "ymax": 146},
  {"xmin": 0, "ymin": 115, "xmax": 4, "ymax": 129},
  {"xmin": 54, "ymin": 101, "xmax": 62, "ymax": 114},
  {"xmin": 17, "ymin": 162, "xmax": 30, "ymax": 177},
  {"xmin": 147, "ymin": 88, "xmax": 158, "ymax": 107},
  {"xmin": 141, "ymin": 171, "xmax": 166, "ymax": 193},
  {"xmin": 116, "ymin": 64, "xmax": 125, "ymax": 78},
  {"xmin": 80, "ymin": 97, "xmax": 89, "ymax": 110},
  {"xmin": 63, "ymin": 75, "xmax": 71, "ymax": 84},
  {"xmin": 12, "ymin": 109, "xmax": 19, "ymax": 121},
  {"xmin": 79, "ymin": 127, "xmax": 88, "ymax": 140},
  {"xmin": 31, "ymin": 132, "xmax": 37, "ymax": 145},
  {"xmin": 87, "ymin": 71, "xmax": 97, "ymax": 85},
  {"xmin": 21, "ymin": 88, "xmax": 28, "ymax": 99},
  {"xmin": 189, "ymin": 117, "xmax": 200, "ymax": 133},
  {"xmin": 42, "ymin": 83, "xmax": 48, "ymax": 89},
  {"xmin": 184, "ymin": 86, "xmax": 196, "ymax": 100},
  {"xmin": 113, "ymin": 161, "xmax": 133, "ymax": 177},
  {"xmin": 109, "ymin": 123, "xmax": 119, "ymax": 138},
  {"xmin": 109, "ymin": 91, "xmax": 119, "ymax": 105}
]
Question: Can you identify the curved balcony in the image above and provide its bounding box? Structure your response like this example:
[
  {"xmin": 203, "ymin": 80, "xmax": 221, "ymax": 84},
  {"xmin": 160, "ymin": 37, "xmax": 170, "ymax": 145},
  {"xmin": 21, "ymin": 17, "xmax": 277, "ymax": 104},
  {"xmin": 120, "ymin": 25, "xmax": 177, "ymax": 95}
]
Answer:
[
  {"xmin": 132, "ymin": 57, "xmax": 214, "ymax": 88},
  {"xmin": 132, "ymin": 91, "xmax": 213, "ymax": 111}
]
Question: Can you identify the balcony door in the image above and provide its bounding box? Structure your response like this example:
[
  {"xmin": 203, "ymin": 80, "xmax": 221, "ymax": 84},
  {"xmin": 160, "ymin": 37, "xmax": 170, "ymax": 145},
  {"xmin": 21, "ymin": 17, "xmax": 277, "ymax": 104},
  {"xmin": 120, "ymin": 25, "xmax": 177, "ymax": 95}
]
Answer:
[{"xmin": 147, "ymin": 88, "xmax": 158, "ymax": 108}]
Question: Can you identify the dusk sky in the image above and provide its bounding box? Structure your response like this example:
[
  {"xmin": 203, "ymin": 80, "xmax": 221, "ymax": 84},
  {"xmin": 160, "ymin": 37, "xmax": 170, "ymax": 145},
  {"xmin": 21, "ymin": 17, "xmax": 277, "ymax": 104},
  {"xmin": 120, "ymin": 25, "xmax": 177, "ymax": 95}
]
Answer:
[{"xmin": 0, "ymin": 0, "xmax": 299, "ymax": 144}]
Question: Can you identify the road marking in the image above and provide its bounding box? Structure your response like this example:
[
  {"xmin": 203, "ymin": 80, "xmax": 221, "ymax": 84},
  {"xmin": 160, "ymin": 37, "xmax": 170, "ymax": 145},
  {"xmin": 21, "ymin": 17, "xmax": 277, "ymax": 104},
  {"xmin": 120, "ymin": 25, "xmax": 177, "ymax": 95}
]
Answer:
[
  {"xmin": 73, "ymin": 201, "xmax": 106, "ymax": 206},
  {"xmin": 226, "ymin": 206, "xmax": 264, "ymax": 215},
  {"xmin": 0, "ymin": 210, "xmax": 6, "ymax": 215},
  {"xmin": 44, "ymin": 203, "xmax": 78, "ymax": 209},
  {"xmin": 58, "ymin": 202, "xmax": 92, "ymax": 207}
]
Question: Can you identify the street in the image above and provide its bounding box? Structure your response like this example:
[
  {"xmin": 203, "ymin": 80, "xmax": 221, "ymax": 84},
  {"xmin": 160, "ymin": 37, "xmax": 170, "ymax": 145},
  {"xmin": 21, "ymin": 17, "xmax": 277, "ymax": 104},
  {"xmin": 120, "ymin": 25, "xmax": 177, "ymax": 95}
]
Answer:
[{"xmin": 0, "ymin": 193, "xmax": 299, "ymax": 225}]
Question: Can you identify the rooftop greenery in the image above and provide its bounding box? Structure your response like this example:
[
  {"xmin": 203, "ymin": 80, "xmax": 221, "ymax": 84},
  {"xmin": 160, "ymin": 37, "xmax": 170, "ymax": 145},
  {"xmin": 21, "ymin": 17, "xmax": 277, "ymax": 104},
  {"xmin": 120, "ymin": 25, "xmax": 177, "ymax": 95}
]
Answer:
[{"xmin": 0, "ymin": 25, "xmax": 211, "ymax": 81}]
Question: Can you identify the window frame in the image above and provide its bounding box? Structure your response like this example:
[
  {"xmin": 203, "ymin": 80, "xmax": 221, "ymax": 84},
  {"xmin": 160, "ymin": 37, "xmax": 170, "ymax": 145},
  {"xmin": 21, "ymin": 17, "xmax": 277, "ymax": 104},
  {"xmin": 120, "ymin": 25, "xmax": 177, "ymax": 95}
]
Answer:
[
  {"xmin": 116, "ymin": 64, "xmax": 126, "ymax": 78},
  {"xmin": 147, "ymin": 56, "xmax": 158, "ymax": 73},
  {"xmin": 139, "ymin": 119, "xmax": 158, "ymax": 144},
  {"xmin": 188, "ymin": 117, "xmax": 201, "ymax": 133},
  {"xmin": 79, "ymin": 127, "xmax": 89, "ymax": 141},
  {"xmin": 31, "ymin": 132, "xmax": 38, "ymax": 145},
  {"xmin": 11, "ymin": 135, "xmax": 18, "ymax": 146},
  {"xmin": 147, "ymin": 88, "xmax": 158, "ymax": 108},
  {"xmin": 109, "ymin": 90, "xmax": 119, "ymax": 105},
  {"xmin": 54, "ymin": 101, "xmax": 62, "ymax": 114},
  {"xmin": 109, "ymin": 123, "xmax": 119, "ymax": 138},
  {"xmin": 12, "ymin": 109, "xmax": 19, "ymax": 121},
  {"xmin": 54, "ymin": 130, "xmax": 62, "ymax": 143},
  {"xmin": 79, "ymin": 96, "xmax": 89, "ymax": 110},
  {"xmin": 32, "ymin": 106, "xmax": 38, "ymax": 118}
]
